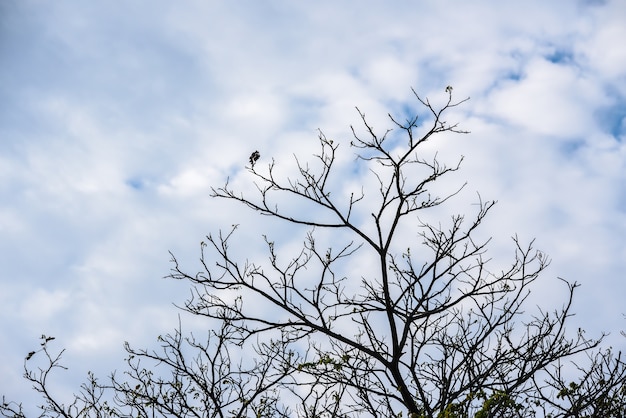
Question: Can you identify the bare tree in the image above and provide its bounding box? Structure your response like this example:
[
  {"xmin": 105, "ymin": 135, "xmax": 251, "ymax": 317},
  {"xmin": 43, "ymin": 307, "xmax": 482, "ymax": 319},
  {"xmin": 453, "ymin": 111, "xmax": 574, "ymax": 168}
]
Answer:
[{"xmin": 3, "ymin": 88, "xmax": 625, "ymax": 417}]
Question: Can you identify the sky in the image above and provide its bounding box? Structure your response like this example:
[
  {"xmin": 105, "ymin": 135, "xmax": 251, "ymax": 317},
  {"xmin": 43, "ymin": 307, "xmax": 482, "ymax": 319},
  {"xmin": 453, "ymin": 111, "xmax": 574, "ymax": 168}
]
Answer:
[{"xmin": 1, "ymin": 0, "xmax": 625, "ymax": 409}]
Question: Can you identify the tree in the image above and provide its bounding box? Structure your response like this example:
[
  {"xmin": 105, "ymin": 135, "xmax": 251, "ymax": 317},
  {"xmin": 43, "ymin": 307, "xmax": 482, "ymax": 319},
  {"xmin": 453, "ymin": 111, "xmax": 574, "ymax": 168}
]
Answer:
[{"xmin": 3, "ymin": 88, "xmax": 626, "ymax": 417}]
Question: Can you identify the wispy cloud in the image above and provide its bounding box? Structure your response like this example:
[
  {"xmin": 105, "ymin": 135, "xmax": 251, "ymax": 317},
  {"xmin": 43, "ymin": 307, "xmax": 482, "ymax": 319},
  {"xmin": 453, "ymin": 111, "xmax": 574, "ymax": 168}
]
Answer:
[{"xmin": 1, "ymin": 0, "xmax": 625, "ymax": 408}]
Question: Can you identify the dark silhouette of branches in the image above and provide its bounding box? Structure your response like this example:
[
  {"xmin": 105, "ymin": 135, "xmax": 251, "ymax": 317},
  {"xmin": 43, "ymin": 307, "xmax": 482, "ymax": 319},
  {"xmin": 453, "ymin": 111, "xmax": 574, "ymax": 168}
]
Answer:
[{"xmin": 3, "ymin": 88, "xmax": 625, "ymax": 418}]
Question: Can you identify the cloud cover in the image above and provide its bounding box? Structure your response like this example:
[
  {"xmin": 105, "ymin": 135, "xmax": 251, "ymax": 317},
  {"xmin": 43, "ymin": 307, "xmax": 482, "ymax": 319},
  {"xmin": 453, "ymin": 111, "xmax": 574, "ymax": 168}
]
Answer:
[{"xmin": 1, "ymin": 0, "xmax": 625, "ymax": 407}]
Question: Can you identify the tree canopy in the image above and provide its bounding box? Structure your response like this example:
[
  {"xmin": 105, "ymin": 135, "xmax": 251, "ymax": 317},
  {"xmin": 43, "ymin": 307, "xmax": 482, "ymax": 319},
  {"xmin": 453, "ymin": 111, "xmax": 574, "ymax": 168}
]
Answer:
[{"xmin": 3, "ymin": 88, "xmax": 625, "ymax": 418}]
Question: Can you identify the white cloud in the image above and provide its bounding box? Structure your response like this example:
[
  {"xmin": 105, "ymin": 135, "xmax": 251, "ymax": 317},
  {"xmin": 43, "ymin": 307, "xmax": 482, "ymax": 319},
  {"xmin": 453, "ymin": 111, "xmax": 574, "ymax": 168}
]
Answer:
[
  {"xmin": 1, "ymin": 0, "xmax": 625, "ymax": 410},
  {"xmin": 481, "ymin": 57, "xmax": 607, "ymax": 138},
  {"xmin": 578, "ymin": 0, "xmax": 626, "ymax": 84}
]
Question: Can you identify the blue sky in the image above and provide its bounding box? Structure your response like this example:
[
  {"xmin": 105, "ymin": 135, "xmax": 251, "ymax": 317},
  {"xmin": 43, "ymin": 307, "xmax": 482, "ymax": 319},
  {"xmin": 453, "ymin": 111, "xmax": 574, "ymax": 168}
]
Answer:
[{"xmin": 1, "ymin": 0, "xmax": 625, "ymax": 408}]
